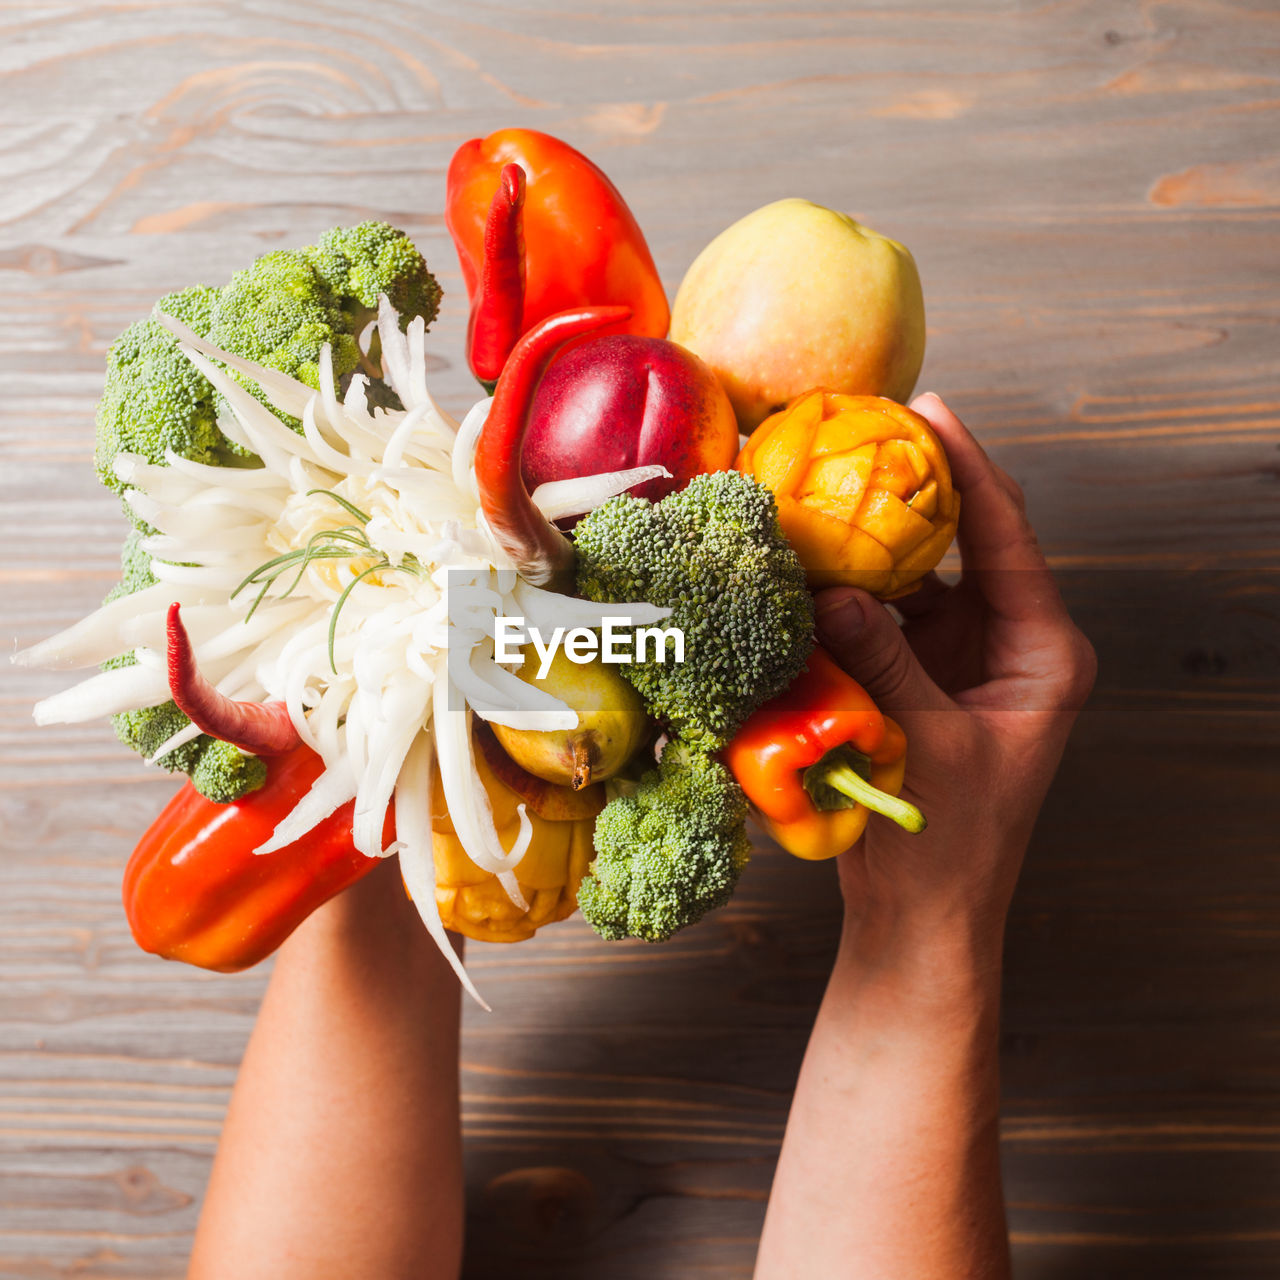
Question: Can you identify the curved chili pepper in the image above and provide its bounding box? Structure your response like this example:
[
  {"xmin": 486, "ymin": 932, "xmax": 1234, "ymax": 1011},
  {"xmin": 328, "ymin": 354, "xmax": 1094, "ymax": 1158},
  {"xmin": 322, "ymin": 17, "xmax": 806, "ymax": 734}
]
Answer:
[
  {"xmin": 475, "ymin": 304, "xmax": 630, "ymax": 591},
  {"xmin": 166, "ymin": 602, "xmax": 300, "ymax": 756},
  {"xmin": 725, "ymin": 646, "xmax": 925, "ymax": 860},
  {"xmin": 468, "ymin": 163, "xmax": 527, "ymax": 390},
  {"xmin": 123, "ymin": 744, "xmax": 383, "ymax": 972},
  {"xmin": 446, "ymin": 128, "xmax": 668, "ymax": 386}
]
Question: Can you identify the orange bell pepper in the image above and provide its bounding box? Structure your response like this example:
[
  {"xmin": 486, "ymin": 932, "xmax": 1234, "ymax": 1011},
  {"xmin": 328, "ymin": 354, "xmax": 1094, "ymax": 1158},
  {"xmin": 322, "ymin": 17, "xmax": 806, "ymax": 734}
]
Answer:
[
  {"xmin": 736, "ymin": 390, "xmax": 959, "ymax": 599},
  {"xmin": 446, "ymin": 128, "xmax": 669, "ymax": 385},
  {"xmin": 724, "ymin": 647, "xmax": 925, "ymax": 861}
]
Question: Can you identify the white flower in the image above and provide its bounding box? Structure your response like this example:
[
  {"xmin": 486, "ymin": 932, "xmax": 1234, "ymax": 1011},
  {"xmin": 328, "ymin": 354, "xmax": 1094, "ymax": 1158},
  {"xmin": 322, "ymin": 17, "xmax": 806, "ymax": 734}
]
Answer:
[{"xmin": 15, "ymin": 299, "xmax": 669, "ymax": 1008}]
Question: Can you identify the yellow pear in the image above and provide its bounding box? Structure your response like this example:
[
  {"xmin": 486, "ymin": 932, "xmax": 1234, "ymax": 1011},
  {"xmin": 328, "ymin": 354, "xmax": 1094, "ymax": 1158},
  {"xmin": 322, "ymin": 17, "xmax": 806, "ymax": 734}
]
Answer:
[
  {"xmin": 492, "ymin": 644, "xmax": 649, "ymax": 790},
  {"xmin": 669, "ymin": 198, "xmax": 925, "ymax": 432}
]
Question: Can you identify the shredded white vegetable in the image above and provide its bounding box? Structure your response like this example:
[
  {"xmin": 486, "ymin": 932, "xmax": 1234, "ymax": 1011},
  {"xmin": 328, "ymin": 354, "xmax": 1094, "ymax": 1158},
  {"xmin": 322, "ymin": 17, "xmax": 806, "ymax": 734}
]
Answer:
[
  {"xmin": 14, "ymin": 297, "xmax": 659, "ymax": 1008},
  {"xmin": 13, "ymin": 583, "xmax": 206, "ymax": 671},
  {"xmin": 531, "ymin": 464, "xmax": 672, "ymax": 520},
  {"xmin": 394, "ymin": 733, "xmax": 489, "ymax": 1009}
]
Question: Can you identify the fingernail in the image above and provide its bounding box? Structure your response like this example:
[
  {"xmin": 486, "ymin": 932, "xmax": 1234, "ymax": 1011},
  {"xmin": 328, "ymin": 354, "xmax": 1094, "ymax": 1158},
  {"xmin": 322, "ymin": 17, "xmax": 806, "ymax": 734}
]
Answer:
[{"xmin": 814, "ymin": 589, "xmax": 865, "ymax": 638}]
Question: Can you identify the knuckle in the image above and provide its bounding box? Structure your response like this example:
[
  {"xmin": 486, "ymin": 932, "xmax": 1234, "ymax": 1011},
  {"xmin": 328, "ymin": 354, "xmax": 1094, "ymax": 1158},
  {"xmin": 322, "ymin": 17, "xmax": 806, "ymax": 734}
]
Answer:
[
  {"xmin": 1071, "ymin": 632, "xmax": 1099, "ymax": 698},
  {"xmin": 860, "ymin": 634, "xmax": 918, "ymax": 706},
  {"xmin": 993, "ymin": 465, "xmax": 1028, "ymax": 513},
  {"xmin": 1050, "ymin": 627, "xmax": 1098, "ymax": 705}
]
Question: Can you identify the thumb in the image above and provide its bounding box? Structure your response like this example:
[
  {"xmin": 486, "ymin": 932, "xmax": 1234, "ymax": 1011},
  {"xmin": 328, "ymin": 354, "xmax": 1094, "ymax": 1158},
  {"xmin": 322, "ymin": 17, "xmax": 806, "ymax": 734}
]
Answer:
[{"xmin": 813, "ymin": 588, "xmax": 947, "ymax": 720}]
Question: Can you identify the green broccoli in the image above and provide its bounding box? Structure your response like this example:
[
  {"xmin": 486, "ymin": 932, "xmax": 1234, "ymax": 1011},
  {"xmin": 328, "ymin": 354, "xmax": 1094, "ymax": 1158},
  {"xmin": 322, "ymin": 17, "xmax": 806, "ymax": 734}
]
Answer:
[
  {"xmin": 107, "ymin": 692, "xmax": 267, "ymax": 805},
  {"xmin": 211, "ymin": 222, "xmax": 439, "ymax": 416},
  {"xmin": 577, "ymin": 747, "xmax": 751, "ymax": 943},
  {"xmin": 95, "ymin": 221, "xmax": 441, "ymax": 500},
  {"xmin": 187, "ymin": 741, "xmax": 268, "ymax": 805},
  {"xmin": 101, "ymin": 533, "xmax": 267, "ymax": 804},
  {"xmin": 308, "ymin": 221, "xmax": 443, "ymax": 335},
  {"xmin": 574, "ymin": 469, "xmax": 815, "ymax": 750},
  {"xmin": 94, "ymin": 284, "xmax": 240, "ymax": 494},
  {"xmin": 93, "ymin": 221, "xmax": 439, "ymax": 800}
]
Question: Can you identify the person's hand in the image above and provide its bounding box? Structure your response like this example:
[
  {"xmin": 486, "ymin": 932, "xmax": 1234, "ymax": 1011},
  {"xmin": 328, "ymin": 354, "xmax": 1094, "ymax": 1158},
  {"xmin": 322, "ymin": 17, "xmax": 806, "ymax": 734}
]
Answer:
[
  {"xmin": 813, "ymin": 392, "xmax": 1096, "ymax": 991},
  {"xmin": 755, "ymin": 394, "xmax": 1062, "ymax": 1279}
]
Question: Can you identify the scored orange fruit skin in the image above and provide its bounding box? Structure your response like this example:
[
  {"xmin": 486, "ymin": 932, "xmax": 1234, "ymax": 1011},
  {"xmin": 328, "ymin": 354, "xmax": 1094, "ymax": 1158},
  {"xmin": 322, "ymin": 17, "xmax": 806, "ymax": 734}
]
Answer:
[{"xmin": 737, "ymin": 390, "xmax": 959, "ymax": 600}]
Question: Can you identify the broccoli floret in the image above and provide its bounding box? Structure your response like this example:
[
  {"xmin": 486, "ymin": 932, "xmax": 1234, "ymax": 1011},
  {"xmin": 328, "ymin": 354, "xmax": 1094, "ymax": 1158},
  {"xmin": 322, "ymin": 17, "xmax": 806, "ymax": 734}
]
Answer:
[
  {"xmin": 578, "ymin": 747, "xmax": 751, "ymax": 943},
  {"xmin": 94, "ymin": 284, "xmax": 242, "ymax": 494},
  {"xmin": 96, "ymin": 222, "xmax": 441, "ymax": 506},
  {"xmin": 212, "ymin": 249, "xmax": 357, "ymax": 401},
  {"xmin": 309, "ymin": 221, "xmax": 443, "ymax": 332},
  {"xmin": 106, "ymin": 689, "xmax": 267, "ymax": 803},
  {"xmin": 212, "ymin": 221, "xmax": 441, "ymax": 417},
  {"xmin": 574, "ymin": 470, "xmax": 815, "ymax": 749},
  {"xmin": 189, "ymin": 741, "xmax": 268, "ymax": 804}
]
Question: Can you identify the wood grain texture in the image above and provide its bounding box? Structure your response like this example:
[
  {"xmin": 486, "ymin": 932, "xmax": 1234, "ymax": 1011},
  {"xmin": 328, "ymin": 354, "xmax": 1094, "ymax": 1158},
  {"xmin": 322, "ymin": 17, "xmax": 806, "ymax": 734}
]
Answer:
[{"xmin": 2, "ymin": 0, "xmax": 1278, "ymax": 1275}]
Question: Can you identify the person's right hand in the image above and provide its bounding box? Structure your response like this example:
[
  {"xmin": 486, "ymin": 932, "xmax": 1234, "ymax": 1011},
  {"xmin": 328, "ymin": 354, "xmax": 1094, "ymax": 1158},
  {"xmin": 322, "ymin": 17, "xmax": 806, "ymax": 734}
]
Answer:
[{"xmin": 812, "ymin": 392, "xmax": 1096, "ymax": 990}]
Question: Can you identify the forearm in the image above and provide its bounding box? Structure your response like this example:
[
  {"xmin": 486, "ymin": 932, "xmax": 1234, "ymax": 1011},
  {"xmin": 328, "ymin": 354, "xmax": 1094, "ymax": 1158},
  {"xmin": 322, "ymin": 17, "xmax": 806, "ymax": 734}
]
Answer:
[
  {"xmin": 755, "ymin": 915, "xmax": 1009, "ymax": 1280},
  {"xmin": 189, "ymin": 859, "xmax": 465, "ymax": 1280}
]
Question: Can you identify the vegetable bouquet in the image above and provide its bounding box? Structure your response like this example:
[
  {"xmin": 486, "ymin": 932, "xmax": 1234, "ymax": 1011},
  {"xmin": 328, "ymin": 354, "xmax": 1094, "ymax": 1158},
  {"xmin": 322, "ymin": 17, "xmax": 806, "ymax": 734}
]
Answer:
[{"xmin": 17, "ymin": 130, "xmax": 958, "ymax": 1005}]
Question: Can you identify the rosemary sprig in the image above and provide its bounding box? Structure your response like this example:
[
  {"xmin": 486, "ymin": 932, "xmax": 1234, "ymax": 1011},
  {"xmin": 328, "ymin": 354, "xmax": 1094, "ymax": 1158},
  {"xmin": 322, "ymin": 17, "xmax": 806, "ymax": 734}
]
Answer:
[
  {"xmin": 272, "ymin": 527, "xmax": 368, "ymax": 611},
  {"xmin": 233, "ymin": 488, "xmax": 427, "ymax": 672},
  {"xmin": 328, "ymin": 562, "xmax": 388, "ymax": 674},
  {"xmin": 306, "ymin": 489, "xmax": 372, "ymax": 523}
]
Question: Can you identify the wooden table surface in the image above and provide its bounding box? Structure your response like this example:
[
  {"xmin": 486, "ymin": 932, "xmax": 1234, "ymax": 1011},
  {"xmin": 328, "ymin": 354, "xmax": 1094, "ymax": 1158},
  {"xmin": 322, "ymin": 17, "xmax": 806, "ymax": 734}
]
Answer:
[{"xmin": 2, "ymin": 1, "xmax": 1278, "ymax": 1275}]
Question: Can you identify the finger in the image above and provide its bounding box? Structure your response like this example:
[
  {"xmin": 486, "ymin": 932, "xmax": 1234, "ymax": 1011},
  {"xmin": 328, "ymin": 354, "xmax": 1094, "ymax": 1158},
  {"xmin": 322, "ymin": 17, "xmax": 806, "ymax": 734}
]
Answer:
[
  {"xmin": 889, "ymin": 570, "xmax": 951, "ymax": 620},
  {"xmin": 909, "ymin": 392, "xmax": 1065, "ymax": 626},
  {"xmin": 992, "ymin": 463, "xmax": 1027, "ymax": 512},
  {"xmin": 814, "ymin": 588, "xmax": 950, "ymax": 720}
]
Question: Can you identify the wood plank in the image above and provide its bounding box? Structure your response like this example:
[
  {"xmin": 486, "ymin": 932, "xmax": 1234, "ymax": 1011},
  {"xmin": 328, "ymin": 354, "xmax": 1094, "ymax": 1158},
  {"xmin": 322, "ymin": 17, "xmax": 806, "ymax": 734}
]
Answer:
[{"xmin": 2, "ymin": 0, "xmax": 1278, "ymax": 1275}]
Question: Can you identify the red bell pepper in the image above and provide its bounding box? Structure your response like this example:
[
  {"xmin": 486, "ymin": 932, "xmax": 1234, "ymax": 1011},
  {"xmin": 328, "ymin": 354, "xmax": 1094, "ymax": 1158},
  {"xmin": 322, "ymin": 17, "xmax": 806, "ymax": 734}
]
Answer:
[
  {"xmin": 122, "ymin": 618, "xmax": 382, "ymax": 973},
  {"xmin": 123, "ymin": 744, "xmax": 388, "ymax": 972},
  {"xmin": 446, "ymin": 128, "xmax": 669, "ymax": 386}
]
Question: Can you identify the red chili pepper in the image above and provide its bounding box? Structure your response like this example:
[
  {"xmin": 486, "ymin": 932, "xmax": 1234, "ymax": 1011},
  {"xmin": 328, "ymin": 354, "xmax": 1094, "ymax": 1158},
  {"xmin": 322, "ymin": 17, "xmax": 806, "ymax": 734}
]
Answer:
[
  {"xmin": 725, "ymin": 646, "xmax": 925, "ymax": 860},
  {"xmin": 467, "ymin": 163, "xmax": 527, "ymax": 390},
  {"xmin": 446, "ymin": 128, "xmax": 668, "ymax": 386},
  {"xmin": 166, "ymin": 603, "xmax": 301, "ymax": 756},
  {"xmin": 123, "ymin": 744, "xmax": 385, "ymax": 972},
  {"xmin": 474, "ymin": 304, "xmax": 630, "ymax": 591}
]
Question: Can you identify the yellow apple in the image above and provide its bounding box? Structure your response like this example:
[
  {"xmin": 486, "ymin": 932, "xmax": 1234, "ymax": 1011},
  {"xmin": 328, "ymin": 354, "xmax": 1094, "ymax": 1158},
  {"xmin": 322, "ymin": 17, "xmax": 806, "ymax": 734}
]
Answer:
[{"xmin": 669, "ymin": 199, "xmax": 925, "ymax": 432}]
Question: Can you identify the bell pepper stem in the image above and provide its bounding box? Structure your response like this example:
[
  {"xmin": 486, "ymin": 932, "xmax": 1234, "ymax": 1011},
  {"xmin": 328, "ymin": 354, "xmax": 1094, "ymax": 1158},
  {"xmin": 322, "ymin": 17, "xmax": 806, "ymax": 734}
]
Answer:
[
  {"xmin": 818, "ymin": 761, "xmax": 927, "ymax": 833},
  {"xmin": 802, "ymin": 744, "xmax": 927, "ymax": 834}
]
